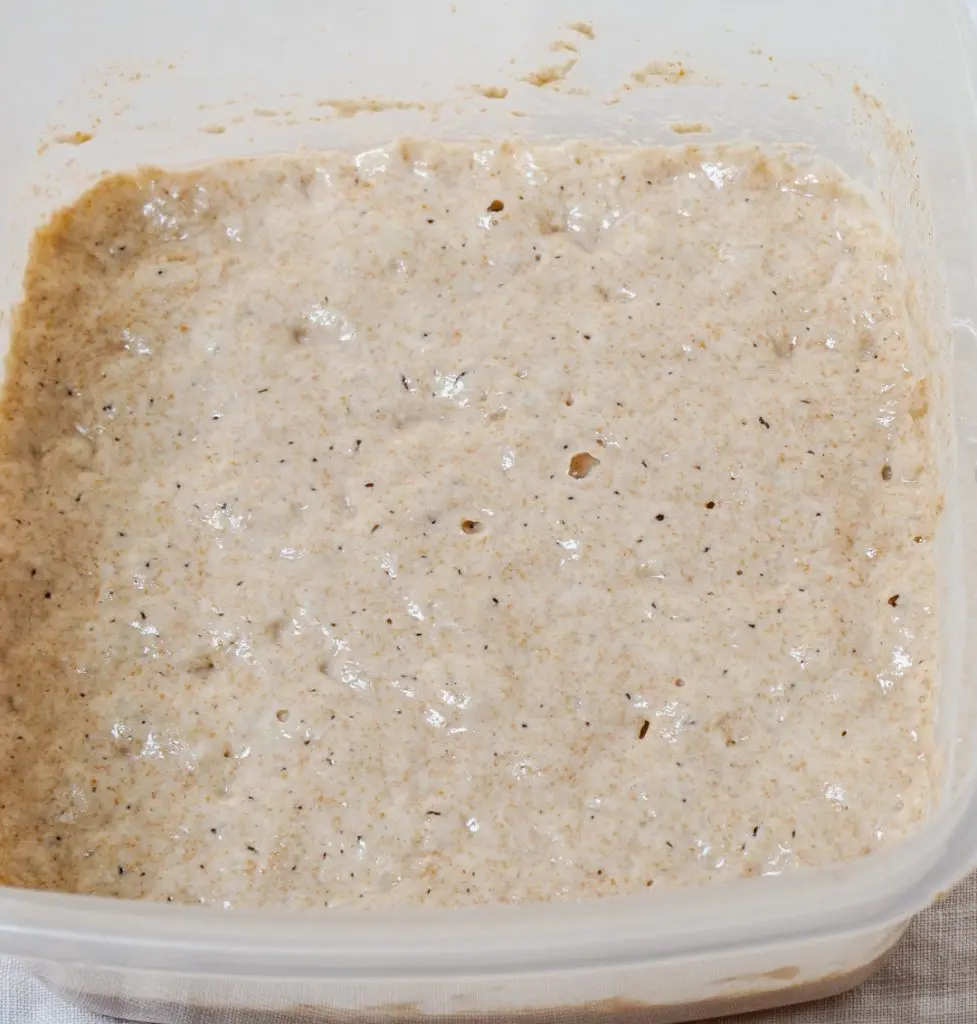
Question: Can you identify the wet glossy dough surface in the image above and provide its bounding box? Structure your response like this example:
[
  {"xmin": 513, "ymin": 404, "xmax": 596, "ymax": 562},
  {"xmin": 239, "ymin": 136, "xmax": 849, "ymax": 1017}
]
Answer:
[{"xmin": 0, "ymin": 140, "xmax": 939, "ymax": 908}]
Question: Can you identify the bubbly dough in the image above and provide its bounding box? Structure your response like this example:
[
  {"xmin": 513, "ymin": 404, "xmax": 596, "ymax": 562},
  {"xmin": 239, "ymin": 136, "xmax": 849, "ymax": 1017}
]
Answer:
[{"xmin": 0, "ymin": 140, "xmax": 940, "ymax": 908}]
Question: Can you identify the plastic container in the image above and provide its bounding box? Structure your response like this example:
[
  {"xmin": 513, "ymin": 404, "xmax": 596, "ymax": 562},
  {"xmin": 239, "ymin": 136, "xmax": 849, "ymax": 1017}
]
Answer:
[{"xmin": 2, "ymin": 1, "xmax": 977, "ymax": 1020}]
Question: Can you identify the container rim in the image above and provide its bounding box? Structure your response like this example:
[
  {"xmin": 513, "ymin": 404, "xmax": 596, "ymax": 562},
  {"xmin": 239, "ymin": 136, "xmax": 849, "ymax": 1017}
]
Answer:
[
  {"xmin": 1, "ymin": 0, "xmax": 977, "ymax": 986},
  {"xmin": 1, "ymin": 773, "xmax": 975, "ymax": 978}
]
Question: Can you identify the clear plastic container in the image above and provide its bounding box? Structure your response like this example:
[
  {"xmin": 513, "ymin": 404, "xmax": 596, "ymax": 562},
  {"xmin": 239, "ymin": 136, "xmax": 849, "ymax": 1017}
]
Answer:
[{"xmin": 2, "ymin": 1, "xmax": 977, "ymax": 1020}]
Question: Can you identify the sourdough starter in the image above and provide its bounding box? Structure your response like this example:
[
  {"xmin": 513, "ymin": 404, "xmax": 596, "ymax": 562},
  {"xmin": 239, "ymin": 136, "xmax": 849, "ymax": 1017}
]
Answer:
[{"xmin": 0, "ymin": 141, "xmax": 940, "ymax": 908}]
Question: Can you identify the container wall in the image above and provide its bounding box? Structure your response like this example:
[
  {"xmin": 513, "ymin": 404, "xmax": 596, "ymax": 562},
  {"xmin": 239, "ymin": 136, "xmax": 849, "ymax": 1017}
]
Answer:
[
  {"xmin": 25, "ymin": 922, "xmax": 907, "ymax": 1024},
  {"xmin": 2, "ymin": 1, "xmax": 977, "ymax": 1021}
]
